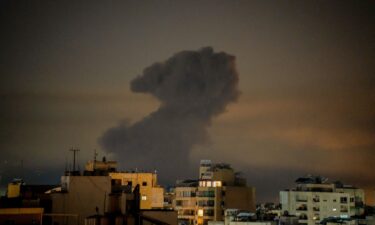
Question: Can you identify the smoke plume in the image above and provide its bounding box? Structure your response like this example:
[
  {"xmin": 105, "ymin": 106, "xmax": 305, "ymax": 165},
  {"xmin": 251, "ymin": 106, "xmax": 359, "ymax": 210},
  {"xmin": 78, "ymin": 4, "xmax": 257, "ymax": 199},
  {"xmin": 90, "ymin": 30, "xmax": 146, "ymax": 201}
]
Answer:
[{"xmin": 99, "ymin": 47, "xmax": 240, "ymax": 180}]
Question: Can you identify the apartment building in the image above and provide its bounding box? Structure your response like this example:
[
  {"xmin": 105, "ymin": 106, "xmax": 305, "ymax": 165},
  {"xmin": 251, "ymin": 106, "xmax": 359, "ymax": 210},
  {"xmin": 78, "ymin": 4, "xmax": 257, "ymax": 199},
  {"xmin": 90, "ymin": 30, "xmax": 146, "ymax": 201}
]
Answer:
[
  {"xmin": 174, "ymin": 160, "xmax": 256, "ymax": 225},
  {"xmin": 109, "ymin": 172, "xmax": 164, "ymax": 209},
  {"xmin": 280, "ymin": 175, "xmax": 365, "ymax": 225},
  {"xmin": 84, "ymin": 159, "xmax": 164, "ymax": 209}
]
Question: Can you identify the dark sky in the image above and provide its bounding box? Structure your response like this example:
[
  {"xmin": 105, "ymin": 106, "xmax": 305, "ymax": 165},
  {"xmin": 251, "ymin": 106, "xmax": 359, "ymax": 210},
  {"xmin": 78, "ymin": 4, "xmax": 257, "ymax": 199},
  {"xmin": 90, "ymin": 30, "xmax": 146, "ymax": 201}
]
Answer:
[{"xmin": 1, "ymin": 0, "xmax": 374, "ymax": 203}]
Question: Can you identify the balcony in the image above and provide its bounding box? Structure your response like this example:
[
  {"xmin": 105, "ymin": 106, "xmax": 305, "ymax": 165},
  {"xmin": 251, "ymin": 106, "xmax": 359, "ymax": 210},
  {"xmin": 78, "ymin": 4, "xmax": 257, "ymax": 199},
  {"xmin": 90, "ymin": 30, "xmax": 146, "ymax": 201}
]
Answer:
[
  {"xmin": 197, "ymin": 191, "xmax": 215, "ymax": 198},
  {"xmin": 313, "ymin": 207, "xmax": 320, "ymax": 212},
  {"xmin": 297, "ymin": 204, "xmax": 307, "ymax": 211},
  {"xmin": 197, "ymin": 200, "xmax": 215, "ymax": 207},
  {"xmin": 340, "ymin": 197, "xmax": 348, "ymax": 204},
  {"xmin": 312, "ymin": 196, "xmax": 320, "ymax": 203},
  {"xmin": 299, "ymin": 214, "xmax": 308, "ymax": 220},
  {"xmin": 340, "ymin": 206, "xmax": 349, "ymax": 213}
]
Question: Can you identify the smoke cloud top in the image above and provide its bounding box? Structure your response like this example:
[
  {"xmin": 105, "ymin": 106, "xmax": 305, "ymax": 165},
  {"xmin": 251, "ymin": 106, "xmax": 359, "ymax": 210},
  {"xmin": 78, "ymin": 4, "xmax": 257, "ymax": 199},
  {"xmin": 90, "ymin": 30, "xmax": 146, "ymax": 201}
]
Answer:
[{"xmin": 99, "ymin": 47, "xmax": 240, "ymax": 179}]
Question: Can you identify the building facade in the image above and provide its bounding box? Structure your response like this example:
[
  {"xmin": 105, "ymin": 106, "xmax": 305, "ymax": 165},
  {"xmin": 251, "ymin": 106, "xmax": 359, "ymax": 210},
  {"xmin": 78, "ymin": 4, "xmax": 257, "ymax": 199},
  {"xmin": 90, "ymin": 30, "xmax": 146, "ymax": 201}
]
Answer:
[
  {"xmin": 280, "ymin": 175, "xmax": 365, "ymax": 225},
  {"xmin": 109, "ymin": 172, "xmax": 164, "ymax": 209},
  {"xmin": 85, "ymin": 159, "xmax": 164, "ymax": 209},
  {"xmin": 174, "ymin": 160, "xmax": 256, "ymax": 225}
]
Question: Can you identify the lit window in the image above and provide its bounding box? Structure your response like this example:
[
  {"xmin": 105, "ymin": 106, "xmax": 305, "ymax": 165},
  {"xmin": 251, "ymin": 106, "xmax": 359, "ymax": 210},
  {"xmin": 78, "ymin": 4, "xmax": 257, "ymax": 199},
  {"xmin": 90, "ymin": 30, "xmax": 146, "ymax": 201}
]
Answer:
[
  {"xmin": 197, "ymin": 209, "xmax": 204, "ymax": 217},
  {"xmin": 207, "ymin": 181, "xmax": 212, "ymax": 187},
  {"xmin": 213, "ymin": 181, "xmax": 222, "ymax": 187},
  {"xmin": 142, "ymin": 195, "xmax": 147, "ymax": 201}
]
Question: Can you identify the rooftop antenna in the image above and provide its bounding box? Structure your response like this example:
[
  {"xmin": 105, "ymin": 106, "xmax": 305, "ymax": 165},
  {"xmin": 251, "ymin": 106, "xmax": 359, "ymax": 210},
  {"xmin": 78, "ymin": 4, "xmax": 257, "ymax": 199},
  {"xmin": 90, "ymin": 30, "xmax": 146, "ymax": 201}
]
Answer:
[
  {"xmin": 93, "ymin": 149, "xmax": 98, "ymax": 170},
  {"xmin": 69, "ymin": 148, "xmax": 80, "ymax": 172},
  {"xmin": 94, "ymin": 149, "xmax": 98, "ymax": 161},
  {"xmin": 21, "ymin": 159, "xmax": 24, "ymax": 181},
  {"xmin": 64, "ymin": 157, "xmax": 68, "ymax": 172}
]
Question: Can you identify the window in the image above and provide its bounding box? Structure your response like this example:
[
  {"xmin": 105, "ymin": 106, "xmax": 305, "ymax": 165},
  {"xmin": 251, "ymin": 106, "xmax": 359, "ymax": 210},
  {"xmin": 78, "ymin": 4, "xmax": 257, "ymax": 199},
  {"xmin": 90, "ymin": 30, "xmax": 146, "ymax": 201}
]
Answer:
[
  {"xmin": 340, "ymin": 205, "xmax": 348, "ymax": 212},
  {"xmin": 176, "ymin": 200, "xmax": 181, "ymax": 206},
  {"xmin": 142, "ymin": 181, "xmax": 147, "ymax": 186},
  {"xmin": 313, "ymin": 196, "xmax": 320, "ymax": 203},
  {"xmin": 111, "ymin": 179, "xmax": 121, "ymax": 185},
  {"xmin": 127, "ymin": 181, "xmax": 132, "ymax": 186},
  {"xmin": 141, "ymin": 195, "xmax": 147, "ymax": 201},
  {"xmin": 198, "ymin": 200, "xmax": 214, "ymax": 207},
  {"xmin": 204, "ymin": 209, "xmax": 214, "ymax": 216},
  {"xmin": 299, "ymin": 214, "xmax": 308, "ymax": 220},
  {"xmin": 313, "ymin": 214, "xmax": 320, "ymax": 220},
  {"xmin": 340, "ymin": 197, "xmax": 347, "ymax": 204},
  {"xmin": 297, "ymin": 204, "xmax": 307, "ymax": 211},
  {"xmin": 213, "ymin": 181, "xmax": 222, "ymax": 187},
  {"xmin": 197, "ymin": 209, "xmax": 204, "ymax": 217}
]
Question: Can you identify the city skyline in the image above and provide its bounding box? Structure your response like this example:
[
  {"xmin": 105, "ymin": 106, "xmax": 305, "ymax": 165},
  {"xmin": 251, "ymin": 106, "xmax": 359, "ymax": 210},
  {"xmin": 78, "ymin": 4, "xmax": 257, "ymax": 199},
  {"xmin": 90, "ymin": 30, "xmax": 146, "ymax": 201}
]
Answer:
[{"xmin": 1, "ymin": 0, "xmax": 374, "ymax": 204}]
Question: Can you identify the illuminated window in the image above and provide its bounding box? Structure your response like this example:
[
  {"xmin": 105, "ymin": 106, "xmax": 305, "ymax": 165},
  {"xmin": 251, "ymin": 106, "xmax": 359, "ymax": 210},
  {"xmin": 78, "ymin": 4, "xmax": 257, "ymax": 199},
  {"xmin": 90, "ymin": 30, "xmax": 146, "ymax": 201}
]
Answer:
[
  {"xmin": 213, "ymin": 181, "xmax": 222, "ymax": 187},
  {"xmin": 207, "ymin": 181, "xmax": 212, "ymax": 187},
  {"xmin": 141, "ymin": 195, "xmax": 147, "ymax": 201},
  {"xmin": 197, "ymin": 209, "xmax": 204, "ymax": 217}
]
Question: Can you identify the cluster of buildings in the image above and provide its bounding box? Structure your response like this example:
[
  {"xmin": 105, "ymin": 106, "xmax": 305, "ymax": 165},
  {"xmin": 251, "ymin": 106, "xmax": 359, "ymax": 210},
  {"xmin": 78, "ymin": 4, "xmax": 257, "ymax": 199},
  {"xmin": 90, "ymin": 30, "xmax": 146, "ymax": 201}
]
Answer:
[{"xmin": 0, "ymin": 158, "xmax": 374, "ymax": 225}]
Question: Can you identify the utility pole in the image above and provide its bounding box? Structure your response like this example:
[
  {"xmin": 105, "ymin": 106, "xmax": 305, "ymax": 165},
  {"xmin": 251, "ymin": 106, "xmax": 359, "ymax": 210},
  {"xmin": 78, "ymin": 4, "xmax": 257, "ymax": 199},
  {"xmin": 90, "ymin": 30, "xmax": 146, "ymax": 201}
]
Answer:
[{"xmin": 69, "ymin": 148, "xmax": 80, "ymax": 172}]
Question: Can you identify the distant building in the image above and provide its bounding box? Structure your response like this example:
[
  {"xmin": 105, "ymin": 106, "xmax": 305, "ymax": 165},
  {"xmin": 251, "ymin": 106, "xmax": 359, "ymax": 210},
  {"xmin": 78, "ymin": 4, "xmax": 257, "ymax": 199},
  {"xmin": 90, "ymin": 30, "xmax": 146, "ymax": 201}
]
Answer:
[
  {"xmin": 280, "ymin": 175, "xmax": 365, "ymax": 225},
  {"xmin": 174, "ymin": 160, "xmax": 256, "ymax": 225}
]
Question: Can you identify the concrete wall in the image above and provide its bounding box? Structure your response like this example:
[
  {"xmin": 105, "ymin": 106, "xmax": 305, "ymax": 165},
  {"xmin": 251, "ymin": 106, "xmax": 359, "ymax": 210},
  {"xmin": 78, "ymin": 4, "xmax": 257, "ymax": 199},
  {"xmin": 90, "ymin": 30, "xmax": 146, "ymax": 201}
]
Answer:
[
  {"xmin": 142, "ymin": 210, "xmax": 178, "ymax": 225},
  {"xmin": 0, "ymin": 208, "xmax": 43, "ymax": 225},
  {"xmin": 51, "ymin": 176, "xmax": 111, "ymax": 225}
]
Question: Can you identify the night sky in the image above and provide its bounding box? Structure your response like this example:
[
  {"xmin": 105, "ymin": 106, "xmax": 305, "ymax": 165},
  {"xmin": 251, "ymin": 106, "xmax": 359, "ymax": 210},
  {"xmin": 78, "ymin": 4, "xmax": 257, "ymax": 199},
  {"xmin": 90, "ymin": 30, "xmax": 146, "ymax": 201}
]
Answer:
[{"xmin": 1, "ymin": 0, "xmax": 374, "ymax": 203}]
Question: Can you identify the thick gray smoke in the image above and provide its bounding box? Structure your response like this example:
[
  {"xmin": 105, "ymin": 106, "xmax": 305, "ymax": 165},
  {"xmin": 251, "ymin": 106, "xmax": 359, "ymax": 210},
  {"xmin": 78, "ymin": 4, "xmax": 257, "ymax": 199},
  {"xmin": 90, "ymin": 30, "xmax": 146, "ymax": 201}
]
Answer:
[{"xmin": 99, "ymin": 47, "xmax": 239, "ymax": 181}]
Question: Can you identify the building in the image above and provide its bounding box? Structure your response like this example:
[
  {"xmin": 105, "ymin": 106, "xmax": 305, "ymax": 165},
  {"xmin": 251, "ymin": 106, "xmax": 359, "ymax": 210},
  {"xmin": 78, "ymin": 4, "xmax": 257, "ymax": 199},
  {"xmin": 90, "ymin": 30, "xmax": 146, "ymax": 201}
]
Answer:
[
  {"xmin": 84, "ymin": 158, "xmax": 164, "ymax": 210},
  {"xmin": 207, "ymin": 209, "xmax": 276, "ymax": 225},
  {"xmin": 280, "ymin": 175, "xmax": 365, "ymax": 225},
  {"xmin": 0, "ymin": 208, "xmax": 44, "ymax": 225},
  {"xmin": 0, "ymin": 179, "xmax": 57, "ymax": 225},
  {"xmin": 174, "ymin": 160, "xmax": 256, "ymax": 225},
  {"xmin": 51, "ymin": 175, "xmax": 112, "ymax": 225},
  {"xmin": 50, "ymin": 158, "xmax": 167, "ymax": 225},
  {"xmin": 109, "ymin": 172, "xmax": 164, "ymax": 209}
]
